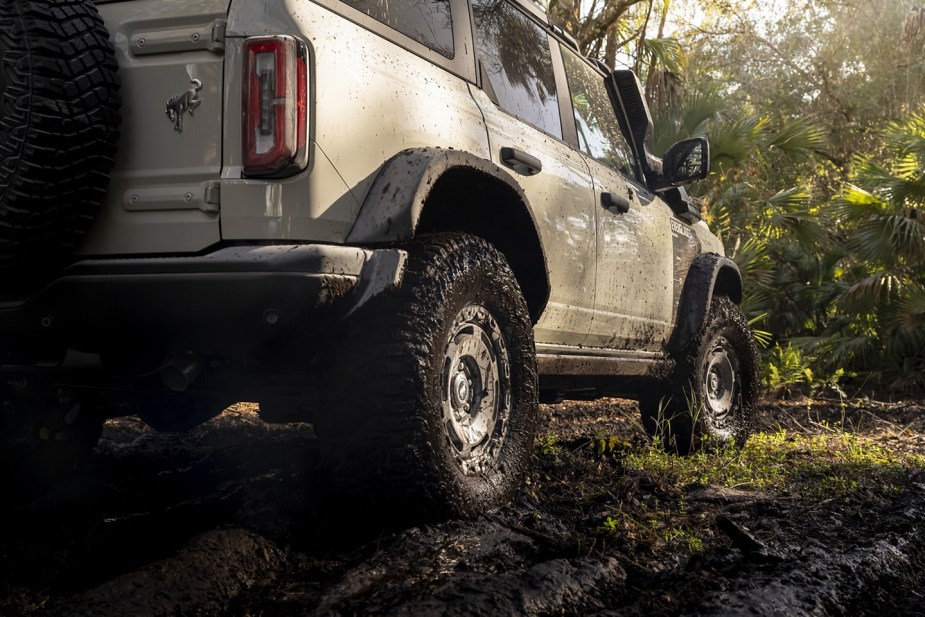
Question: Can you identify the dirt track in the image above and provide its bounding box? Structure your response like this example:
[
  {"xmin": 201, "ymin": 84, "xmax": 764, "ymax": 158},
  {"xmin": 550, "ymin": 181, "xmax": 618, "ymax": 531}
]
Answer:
[{"xmin": 1, "ymin": 398, "xmax": 924, "ymax": 616}]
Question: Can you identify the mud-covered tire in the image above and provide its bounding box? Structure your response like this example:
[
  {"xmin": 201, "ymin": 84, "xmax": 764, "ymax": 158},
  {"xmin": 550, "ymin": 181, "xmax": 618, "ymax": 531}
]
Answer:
[
  {"xmin": 0, "ymin": 0, "xmax": 121, "ymax": 288},
  {"xmin": 641, "ymin": 296, "xmax": 759, "ymax": 454},
  {"xmin": 316, "ymin": 233, "xmax": 539, "ymax": 519}
]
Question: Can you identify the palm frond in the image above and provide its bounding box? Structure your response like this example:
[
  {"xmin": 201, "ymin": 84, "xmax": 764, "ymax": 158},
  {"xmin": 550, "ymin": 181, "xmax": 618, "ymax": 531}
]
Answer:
[
  {"xmin": 642, "ymin": 37, "xmax": 683, "ymax": 74},
  {"xmin": 768, "ymin": 118, "xmax": 828, "ymax": 161},
  {"xmin": 850, "ymin": 217, "xmax": 900, "ymax": 264},
  {"xmin": 837, "ymin": 270, "xmax": 904, "ymax": 313},
  {"xmin": 899, "ymin": 284, "xmax": 925, "ymax": 329},
  {"xmin": 708, "ymin": 115, "xmax": 768, "ymax": 169}
]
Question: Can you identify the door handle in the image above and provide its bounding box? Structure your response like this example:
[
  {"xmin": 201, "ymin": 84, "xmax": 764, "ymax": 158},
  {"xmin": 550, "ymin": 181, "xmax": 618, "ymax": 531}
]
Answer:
[
  {"xmin": 601, "ymin": 192, "xmax": 630, "ymax": 214},
  {"xmin": 500, "ymin": 147, "xmax": 542, "ymax": 176}
]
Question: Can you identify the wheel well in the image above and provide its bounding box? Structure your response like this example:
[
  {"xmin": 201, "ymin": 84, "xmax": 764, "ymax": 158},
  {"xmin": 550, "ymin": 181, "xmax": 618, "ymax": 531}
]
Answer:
[
  {"xmin": 415, "ymin": 168, "xmax": 549, "ymax": 322},
  {"xmin": 713, "ymin": 265, "xmax": 742, "ymax": 305}
]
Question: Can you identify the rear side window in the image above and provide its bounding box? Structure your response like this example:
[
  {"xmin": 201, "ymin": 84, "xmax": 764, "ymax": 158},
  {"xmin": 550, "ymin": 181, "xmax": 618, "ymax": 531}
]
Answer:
[
  {"xmin": 472, "ymin": 0, "xmax": 561, "ymax": 138},
  {"xmin": 561, "ymin": 46, "xmax": 634, "ymax": 175},
  {"xmin": 341, "ymin": 0, "xmax": 454, "ymax": 58}
]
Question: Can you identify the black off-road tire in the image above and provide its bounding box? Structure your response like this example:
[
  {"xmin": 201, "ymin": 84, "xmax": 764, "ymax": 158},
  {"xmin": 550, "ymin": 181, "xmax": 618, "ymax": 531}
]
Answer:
[
  {"xmin": 641, "ymin": 296, "xmax": 759, "ymax": 454},
  {"xmin": 0, "ymin": 0, "xmax": 121, "ymax": 289},
  {"xmin": 316, "ymin": 233, "xmax": 539, "ymax": 519}
]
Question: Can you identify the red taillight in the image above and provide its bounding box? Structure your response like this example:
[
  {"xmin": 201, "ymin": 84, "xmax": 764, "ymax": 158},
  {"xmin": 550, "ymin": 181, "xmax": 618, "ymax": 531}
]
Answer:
[{"xmin": 242, "ymin": 35, "xmax": 308, "ymax": 177}]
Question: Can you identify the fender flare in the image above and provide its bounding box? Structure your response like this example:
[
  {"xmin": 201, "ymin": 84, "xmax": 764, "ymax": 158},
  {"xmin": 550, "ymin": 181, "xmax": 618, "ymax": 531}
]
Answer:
[
  {"xmin": 668, "ymin": 253, "xmax": 743, "ymax": 354},
  {"xmin": 347, "ymin": 147, "xmax": 539, "ymax": 246},
  {"xmin": 346, "ymin": 147, "xmax": 550, "ymax": 318}
]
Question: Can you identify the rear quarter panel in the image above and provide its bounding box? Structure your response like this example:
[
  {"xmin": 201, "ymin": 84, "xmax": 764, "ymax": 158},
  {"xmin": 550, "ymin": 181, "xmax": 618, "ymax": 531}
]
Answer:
[{"xmin": 220, "ymin": 0, "xmax": 489, "ymax": 242}]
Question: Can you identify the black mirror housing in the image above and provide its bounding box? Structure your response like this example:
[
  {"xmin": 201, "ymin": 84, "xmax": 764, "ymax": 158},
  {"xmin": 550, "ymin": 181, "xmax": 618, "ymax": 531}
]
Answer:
[{"xmin": 654, "ymin": 137, "xmax": 710, "ymax": 190}]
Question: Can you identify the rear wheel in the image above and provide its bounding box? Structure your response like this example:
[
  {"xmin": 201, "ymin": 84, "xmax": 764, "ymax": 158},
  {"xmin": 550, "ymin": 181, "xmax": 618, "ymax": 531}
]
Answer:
[
  {"xmin": 316, "ymin": 233, "xmax": 538, "ymax": 519},
  {"xmin": 641, "ymin": 296, "xmax": 759, "ymax": 454}
]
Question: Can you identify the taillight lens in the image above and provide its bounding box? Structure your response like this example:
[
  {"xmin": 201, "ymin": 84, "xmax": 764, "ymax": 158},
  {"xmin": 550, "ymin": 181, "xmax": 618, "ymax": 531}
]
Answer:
[{"xmin": 242, "ymin": 35, "xmax": 308, "ymax": 177}]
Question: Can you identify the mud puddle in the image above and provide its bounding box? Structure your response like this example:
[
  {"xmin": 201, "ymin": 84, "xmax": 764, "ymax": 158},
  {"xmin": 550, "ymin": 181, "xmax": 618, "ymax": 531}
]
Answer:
[{"xmin": 1, "ymin": 399, "xmax": 923, "ymax": 616}]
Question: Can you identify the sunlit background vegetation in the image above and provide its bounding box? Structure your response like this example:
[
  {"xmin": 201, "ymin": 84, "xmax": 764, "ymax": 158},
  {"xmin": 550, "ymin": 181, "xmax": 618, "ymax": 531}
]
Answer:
[{"xmin": 543, "ymin": 0, "xmax": 925, "ymax": 394}]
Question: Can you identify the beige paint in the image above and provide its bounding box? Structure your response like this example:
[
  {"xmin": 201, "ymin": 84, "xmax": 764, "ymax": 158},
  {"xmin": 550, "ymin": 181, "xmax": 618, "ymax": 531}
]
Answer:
[
  {"xmin": 79, "ymin": 0, "xmax": 230, "ymax": 255},
  {"xmin": 468, "ymin": 86, "xmax": 598, "ymax": 347},
  {"xmin": 584, "ymin": 159, "xmax": 675, "ymax": 351},
  {"xmin": 220, "ymin": 0, "xmax": 488, "ymax": 242}
]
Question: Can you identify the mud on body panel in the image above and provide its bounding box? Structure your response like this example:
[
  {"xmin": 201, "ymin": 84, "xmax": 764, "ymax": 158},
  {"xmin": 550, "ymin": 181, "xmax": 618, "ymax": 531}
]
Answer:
[{"xmin": 220, "ymin": 0, "xmax": 488, "ymax": 244}]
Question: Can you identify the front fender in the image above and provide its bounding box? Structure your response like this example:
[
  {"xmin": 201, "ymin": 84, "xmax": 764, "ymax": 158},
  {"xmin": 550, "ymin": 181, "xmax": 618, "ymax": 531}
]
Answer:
[{"xmin": 669, "ymin": 253, "xmax": 743, "ymax": 353}]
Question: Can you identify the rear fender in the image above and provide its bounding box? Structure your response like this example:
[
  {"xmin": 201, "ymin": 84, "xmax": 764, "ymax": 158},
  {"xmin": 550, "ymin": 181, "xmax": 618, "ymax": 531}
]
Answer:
[
  {"xmin": 348, "ymin": 147, "xmax": 529, "ymax": 242},
  {"xmin": 346, "ymin": 147, "xmax": 550, "ymax": 320}
]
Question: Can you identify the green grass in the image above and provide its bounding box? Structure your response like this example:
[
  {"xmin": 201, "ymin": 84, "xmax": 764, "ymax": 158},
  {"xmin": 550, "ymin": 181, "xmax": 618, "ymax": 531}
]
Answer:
[
  {"xmin": 624, "ymin": 430, "xmax": 925, "ymax": 498},
  {"xmin": 591, "ymin": 427, "xmax": 924, "ymax": 554}
]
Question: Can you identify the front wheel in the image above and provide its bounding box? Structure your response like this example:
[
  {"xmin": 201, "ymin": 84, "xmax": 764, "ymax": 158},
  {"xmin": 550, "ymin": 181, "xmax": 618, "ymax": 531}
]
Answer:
[
  {"xmin": 641, "ymin": 296, "xmax": 759, "ymax": 454},
  {"xmin": 316, "ymin": 233, "xmax": 538, "ymax": 519}
]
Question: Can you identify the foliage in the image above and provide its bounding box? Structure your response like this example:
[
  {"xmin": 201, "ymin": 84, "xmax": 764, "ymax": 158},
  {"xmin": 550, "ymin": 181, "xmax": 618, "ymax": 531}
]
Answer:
[
  {"xmin": 816, "ymin": 111, "xmax": 925, "ymax": 386},
  {"xmin": 557, "ymin": 0, "xmax": 925, "ymax": 391},
  {"xmin": 625, "ymin": 429, "xmax": 925, "ymax": 498}
]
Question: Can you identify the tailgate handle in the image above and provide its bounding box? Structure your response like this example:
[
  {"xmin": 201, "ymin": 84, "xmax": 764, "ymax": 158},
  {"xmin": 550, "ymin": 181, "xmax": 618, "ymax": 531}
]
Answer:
[{"xmin": 500, "ymin": 147, "xmax": 542, "ymax": 176}]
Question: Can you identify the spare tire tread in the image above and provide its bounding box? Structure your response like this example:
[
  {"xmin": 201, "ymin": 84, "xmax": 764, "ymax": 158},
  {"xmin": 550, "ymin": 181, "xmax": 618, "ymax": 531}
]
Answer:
[{"xmin": 0, "ymin": 0, "xmax": 120, "ymax": 285}]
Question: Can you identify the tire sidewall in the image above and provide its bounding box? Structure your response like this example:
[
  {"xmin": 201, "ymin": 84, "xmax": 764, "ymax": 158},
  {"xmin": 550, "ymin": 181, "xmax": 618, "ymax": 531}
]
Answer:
[
  {"xmin": 689, "ymin": 297, "xmax": 758, "ymax": 448},
  {"xmin": 416, "ymin": 243, "xmax": 538, "ymax": 515}
]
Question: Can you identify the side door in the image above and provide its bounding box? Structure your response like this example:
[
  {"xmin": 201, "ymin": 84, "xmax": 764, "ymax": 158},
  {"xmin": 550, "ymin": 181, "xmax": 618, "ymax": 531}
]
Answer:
[
  {"xmin": 558, "ymin": 46, "xmax": 675, "ymax": 352},
  {"xmin": 469, "ymin": 0, "xmax": 596, "ymax": 348}
]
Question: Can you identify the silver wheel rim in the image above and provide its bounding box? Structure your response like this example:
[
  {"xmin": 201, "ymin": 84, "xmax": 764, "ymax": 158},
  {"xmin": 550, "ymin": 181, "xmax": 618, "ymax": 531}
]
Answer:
[
  {"xmin": 441, "ymin": 303, "xmax": 512, "ymax": 476},
  {"xmin": 704, "ymin": 338, "xmax": 738, "ymax": 423}
]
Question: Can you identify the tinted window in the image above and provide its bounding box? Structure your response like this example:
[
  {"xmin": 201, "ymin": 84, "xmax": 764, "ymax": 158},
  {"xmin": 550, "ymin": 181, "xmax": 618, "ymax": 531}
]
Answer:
[
  {"xmin": 472, "ymin": 0, "xmax": 561, "ymax": 138},
  {"xmin": 342, "ymin": 0, "xmax": 454, "ymax": 58},
  {"xmin": 561, "ymin": 46, "xmax": 634, "ymax": 175}
]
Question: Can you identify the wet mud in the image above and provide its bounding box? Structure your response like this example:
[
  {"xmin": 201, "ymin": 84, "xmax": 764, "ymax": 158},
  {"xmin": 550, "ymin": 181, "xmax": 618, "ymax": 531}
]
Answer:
[{"xmin": 1, "ymin": 400, "xmax": 924, "ymax": 616}]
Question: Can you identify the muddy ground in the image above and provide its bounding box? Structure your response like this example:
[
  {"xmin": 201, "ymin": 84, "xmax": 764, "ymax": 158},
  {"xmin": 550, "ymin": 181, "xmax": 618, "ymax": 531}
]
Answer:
[{"xmin": 1, "ymin": 396, "xmax": 924, "ymax": 616}]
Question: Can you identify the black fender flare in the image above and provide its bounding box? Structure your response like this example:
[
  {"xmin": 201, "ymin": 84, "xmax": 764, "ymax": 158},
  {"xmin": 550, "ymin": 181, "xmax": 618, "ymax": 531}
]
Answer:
[
  {"xmin": 347, "ymin": 147, "xmax": 536, "ymax": 241},
  {"xmin": 346, "ymin": 147, "xmax": 550, "ymax": 317},
  {"xmin": 668, "ymin": 253, "xmax": 743, "ymax": 354}
]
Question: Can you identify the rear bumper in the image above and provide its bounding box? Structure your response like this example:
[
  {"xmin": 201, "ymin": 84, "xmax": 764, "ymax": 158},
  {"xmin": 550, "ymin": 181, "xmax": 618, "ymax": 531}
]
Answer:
[{"xmin": 0, "ymin": 244, "xmax": 405, "ymax": 362}]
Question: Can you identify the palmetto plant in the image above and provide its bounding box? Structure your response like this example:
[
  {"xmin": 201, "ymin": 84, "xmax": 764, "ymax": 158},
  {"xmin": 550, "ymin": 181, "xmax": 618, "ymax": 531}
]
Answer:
[
  {"xmin": 652, "ymin": 87, "xmax": 829, "ymax": 328},
  {"xmin": 818, "ymin": 111, "xmax": 925, "ymax": 387}
]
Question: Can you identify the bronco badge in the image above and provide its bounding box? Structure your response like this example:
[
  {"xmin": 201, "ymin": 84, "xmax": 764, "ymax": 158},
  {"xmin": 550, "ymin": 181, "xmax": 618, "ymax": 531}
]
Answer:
[{"xmin": 165, "ymin": 79, "xmax": 202, "ymax": 132}]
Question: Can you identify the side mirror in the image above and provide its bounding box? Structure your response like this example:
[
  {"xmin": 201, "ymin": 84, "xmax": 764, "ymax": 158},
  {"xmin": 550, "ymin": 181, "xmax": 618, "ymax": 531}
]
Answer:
[{"xmin": 655, "ymin": 137, "xmax": 710, "ymax": 189}]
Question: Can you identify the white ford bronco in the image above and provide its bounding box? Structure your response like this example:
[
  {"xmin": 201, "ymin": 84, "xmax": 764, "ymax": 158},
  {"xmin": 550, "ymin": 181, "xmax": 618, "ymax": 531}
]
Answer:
[{"xmin": 0, "ymin": 0, "xmax": 758, "ymax": 515}]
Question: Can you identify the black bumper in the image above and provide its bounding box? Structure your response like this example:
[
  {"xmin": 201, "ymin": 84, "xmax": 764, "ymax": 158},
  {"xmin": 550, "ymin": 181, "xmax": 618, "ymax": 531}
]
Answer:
[{"xmin": 0, "ymin": 244, "xmax": 405, "ymax": 361}]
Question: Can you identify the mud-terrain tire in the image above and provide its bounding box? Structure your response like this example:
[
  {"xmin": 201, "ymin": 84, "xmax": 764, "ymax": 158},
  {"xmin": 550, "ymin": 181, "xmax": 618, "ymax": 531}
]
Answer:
[
  {"xmin": 0, "ymin": 0, "xmax": 121, "ymax": 289},
  {"xmin": 641, "ymin": 296, "xmax": 759, "ymax": 454},
  {"xmin": 316, "ymin": 233, "xmax": 539, "ymax": 519}
]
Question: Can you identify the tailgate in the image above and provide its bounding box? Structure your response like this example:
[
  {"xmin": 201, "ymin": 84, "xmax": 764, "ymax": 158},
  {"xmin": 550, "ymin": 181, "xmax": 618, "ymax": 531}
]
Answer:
[{"xmin": 79, "ymin": 0, "xmax": 231, "ymax": 255}]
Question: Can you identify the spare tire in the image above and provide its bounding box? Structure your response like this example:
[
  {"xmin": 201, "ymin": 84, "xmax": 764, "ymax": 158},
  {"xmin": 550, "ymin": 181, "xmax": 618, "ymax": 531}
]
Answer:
[{"xmin": 0, "ymin": 0, "xmax": 120, "ymax": 291}]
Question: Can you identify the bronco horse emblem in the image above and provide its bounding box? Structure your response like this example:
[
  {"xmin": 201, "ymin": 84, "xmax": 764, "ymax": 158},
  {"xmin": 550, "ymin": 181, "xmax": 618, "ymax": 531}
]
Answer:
[{"xmin": 165, "ymin": 79, "xmax": 202, "ymax": 132}]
